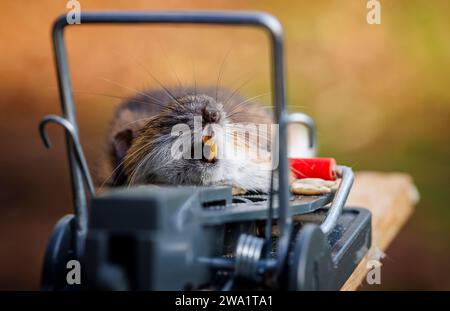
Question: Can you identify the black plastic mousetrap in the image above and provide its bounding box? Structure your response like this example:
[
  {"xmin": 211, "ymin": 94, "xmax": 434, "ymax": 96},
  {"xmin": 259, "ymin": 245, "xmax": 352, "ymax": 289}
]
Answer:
[{"xmin": 40, "ymin": 11, "xmax": 371, "ymax": 291}]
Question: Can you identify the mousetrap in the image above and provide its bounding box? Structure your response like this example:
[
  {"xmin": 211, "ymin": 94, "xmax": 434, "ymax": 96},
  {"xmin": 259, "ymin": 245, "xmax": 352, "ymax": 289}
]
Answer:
[{"xmin": 40, "ymin": 11, "xmax": 371, "ymax": 291}]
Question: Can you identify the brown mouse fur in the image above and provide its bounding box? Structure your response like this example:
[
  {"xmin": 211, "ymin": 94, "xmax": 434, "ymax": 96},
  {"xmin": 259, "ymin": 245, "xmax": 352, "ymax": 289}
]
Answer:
[{"xmin": 96, "ymin": 86, "xmax": 276, "ymax": 193}]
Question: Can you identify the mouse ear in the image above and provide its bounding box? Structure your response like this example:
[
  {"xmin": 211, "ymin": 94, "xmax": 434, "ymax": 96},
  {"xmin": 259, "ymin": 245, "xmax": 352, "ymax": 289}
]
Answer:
[{"xmin": 112, "ymin": 128, "xmax": 134, "ymax": 165}]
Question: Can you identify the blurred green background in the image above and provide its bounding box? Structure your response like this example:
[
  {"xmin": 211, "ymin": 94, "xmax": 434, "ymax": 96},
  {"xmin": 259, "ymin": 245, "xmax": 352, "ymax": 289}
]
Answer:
[{"xmin": 0, "ymin": 0, "xmax": 448, "ymax": 289}]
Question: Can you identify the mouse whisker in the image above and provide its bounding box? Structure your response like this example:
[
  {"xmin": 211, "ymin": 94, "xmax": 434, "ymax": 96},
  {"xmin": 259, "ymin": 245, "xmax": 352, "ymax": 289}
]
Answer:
[
  {"xmin": 150, "ymin": 78, "xmax": 186, "ymax": 111},
  {"xmin": 222, "ymin": 75, "xmax": 254, "ymax": 107},
  {"xmin": 72, "ymin": 89, "xmax": 172, "ymax": 110},
  {"xmin": 126, "ymin": 144, "xmax": 155, "ymax": 167},
  {"xmin": 127, "ymin": 134, "xmax": 174, "ymax": 184},
  {"xmin": 127, "ymin": 153, "xmax": 150, "ymax": 185},
  {"xmin": 225, "ymin": 112, "xmax": 272, "ymax": 121},
  {"xmin": 98, "ymin": 160, "xmax": 126, "ymax": 190},
  {"xmin": 126, "ymin": 57, "xmax": 188, "ymax": 112},
  {"xmin": 224, "ymin": 112, "xmax": 273, "ymax": 122},
  {"xmin": 228, "ymin": 103, "xmax": 309, "ymax": 121},
  {"xmin": 225, "ymin": 93, "xmax": 271, "ymax": 116},
  {"xmin": 104, "ymin": 135, "xmax": 161, "ymax": 189},
  {"xmin": 100, "ymin": 78, "xmax": 171, "ymax": 107},
  {"xmin": 128, "ymin": 146, "xmax": 173, "ymax": 185},
  {"xmin": 259, "ymin": 104, "xmax": 309, "ymax": 111},
  {"xmin": 223, "ymin": 135, "xmax": 270, "ymax": 147},
  {"xmin": 120, "ymin": 116, "xmax": 160, "ymax": 129},
  {"xmin": 189, "ymin": 57, "xmax": 198, "ymax": 98},
  {"xmin": 115, "ymin": 51, "xmax": 188, "ymax": 112},
  {"xmin": 158, "ymin": 43, "xmax": 184, "ymax": 91},
  {"xmin": 215, "ymin": 48, "xmax": 232, "ymax": 102}
]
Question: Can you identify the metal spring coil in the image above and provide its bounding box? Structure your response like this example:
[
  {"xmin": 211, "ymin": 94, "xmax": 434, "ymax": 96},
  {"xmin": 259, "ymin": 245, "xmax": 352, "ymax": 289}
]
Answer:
[{"xmin": 234, "ymin": 234, "xmax": 265, "ymax": 281}]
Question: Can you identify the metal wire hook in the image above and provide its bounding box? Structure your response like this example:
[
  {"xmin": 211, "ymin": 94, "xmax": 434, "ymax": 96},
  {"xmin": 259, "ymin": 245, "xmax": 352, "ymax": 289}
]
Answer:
[{"xmin": 39, "ymin": 115, "xmax": 95, "ymax": 197}]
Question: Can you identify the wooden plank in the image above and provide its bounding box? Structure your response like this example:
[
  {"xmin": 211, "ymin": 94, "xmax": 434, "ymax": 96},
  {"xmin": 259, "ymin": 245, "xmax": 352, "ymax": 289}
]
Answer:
[{"xmin": 340, "ymin": 172, "xmax": 417, "ymax": 290}]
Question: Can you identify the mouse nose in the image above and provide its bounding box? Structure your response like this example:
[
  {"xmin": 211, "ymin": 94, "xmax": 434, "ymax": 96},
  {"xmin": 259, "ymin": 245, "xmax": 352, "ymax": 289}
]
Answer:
[{"xmin": 203, "ymin": 106, "xmax": 220, "ymax": 123}]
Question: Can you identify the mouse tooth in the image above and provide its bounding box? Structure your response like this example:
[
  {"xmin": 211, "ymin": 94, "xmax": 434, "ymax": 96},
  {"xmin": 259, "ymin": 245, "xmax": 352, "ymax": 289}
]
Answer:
[
  {"xmin": 203, "ymin": 138, "xmax": 218, "ymax": 161},
  {"xmin": 202, "ymin": 135, "xmax": 212, "ymax": 144}
]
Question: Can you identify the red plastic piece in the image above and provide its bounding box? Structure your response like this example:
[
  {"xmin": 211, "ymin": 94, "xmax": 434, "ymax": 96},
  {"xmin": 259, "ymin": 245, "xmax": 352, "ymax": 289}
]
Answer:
[{"xmin": 289, "ymin": 157, "xmax": 337, "ymax": 180}]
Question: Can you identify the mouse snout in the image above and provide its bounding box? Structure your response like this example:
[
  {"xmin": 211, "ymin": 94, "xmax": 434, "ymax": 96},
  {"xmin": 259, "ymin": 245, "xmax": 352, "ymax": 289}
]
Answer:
[{"xmin": 203, "ymin": 105, "xmax": 221, "ymax": 123}]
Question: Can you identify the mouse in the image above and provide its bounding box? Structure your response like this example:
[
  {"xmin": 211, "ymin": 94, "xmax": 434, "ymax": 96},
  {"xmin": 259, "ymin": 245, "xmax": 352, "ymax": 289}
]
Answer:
[{"xmin": 97, "ymin": 86, "xmax": 277, "ymax": 194}]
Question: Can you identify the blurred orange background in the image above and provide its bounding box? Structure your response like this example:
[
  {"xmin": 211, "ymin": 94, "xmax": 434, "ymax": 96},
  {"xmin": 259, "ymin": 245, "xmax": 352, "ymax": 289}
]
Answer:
[{"xmin": 0, "ymin": 0, "xmax": 449, "ymax": 289}]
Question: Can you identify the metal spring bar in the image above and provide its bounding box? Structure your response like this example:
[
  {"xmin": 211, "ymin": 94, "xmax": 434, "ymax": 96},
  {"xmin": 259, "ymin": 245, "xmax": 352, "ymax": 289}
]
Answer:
[
  {"xmin": 320, "ymin": 165, "xmax": 354, "ymax": 235},
  {"xmin": 265, "ymin": 112, "xmax": 316, "ymax": 258},
  {"xmin": 39, "ymin": 115, "xmax": 94, "ymax": 233},
  {"xmin": 52, "ymin": 11, "xmax": 291, "ymax": 275}
]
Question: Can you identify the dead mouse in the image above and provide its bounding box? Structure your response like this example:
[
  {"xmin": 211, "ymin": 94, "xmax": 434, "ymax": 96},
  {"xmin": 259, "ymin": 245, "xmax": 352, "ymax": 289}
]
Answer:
[{"xmin": 97, "ymin": 86, "xmax": 276, "ymax": 194}]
